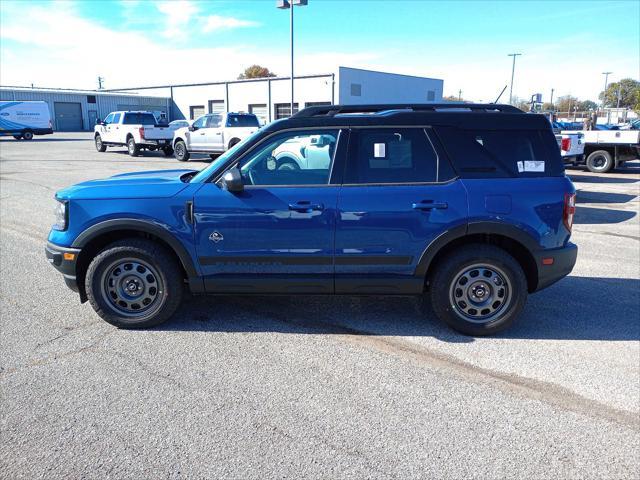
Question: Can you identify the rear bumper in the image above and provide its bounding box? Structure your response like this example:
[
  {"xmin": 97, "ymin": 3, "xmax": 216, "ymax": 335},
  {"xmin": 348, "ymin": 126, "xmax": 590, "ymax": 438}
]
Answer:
[
  {"xmin": 45, "ymin": 242, "xmax": 81, "ymax": 293},
  {"xmin": 533, "ymin": 242, "xmax": 578, "ymax": 292},
  {"xmin": 141, "ymin": 139, "xmax": 172, "ymax": 147}
]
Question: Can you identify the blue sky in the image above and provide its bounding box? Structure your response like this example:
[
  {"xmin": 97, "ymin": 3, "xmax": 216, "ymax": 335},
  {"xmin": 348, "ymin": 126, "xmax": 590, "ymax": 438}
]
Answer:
[{"xmin": 1, "ymin": 0, "xmax": 638, "ymax": 102}]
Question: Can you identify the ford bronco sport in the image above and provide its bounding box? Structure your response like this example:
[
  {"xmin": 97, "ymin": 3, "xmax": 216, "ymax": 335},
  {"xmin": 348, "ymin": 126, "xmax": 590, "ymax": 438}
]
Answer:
[{"xmin": 46, "ymin": 104, "xmax": 578, "ymax": 336}]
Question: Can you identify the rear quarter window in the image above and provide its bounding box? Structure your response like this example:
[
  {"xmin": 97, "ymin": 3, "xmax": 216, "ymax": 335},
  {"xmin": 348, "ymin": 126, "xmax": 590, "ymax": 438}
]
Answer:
[
  {"xmin": 123, "ymin": 113, "xmax": 157, "ymax": 125},
  {"xmin": 434, "ymin": 126, "xmax": 563, "ymax": 178}
]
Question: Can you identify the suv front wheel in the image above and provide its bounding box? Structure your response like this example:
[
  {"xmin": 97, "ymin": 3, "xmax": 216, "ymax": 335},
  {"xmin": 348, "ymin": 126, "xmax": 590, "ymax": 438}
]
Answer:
[
  {"xmin": 85, "ymin": 239, "xmax": 183, "ymax": 328},
  {"xmin": 429, "ymin": 244, "xmax": 527, "ymax": 336},
  {"xmin": 174, "ymin": 140, "xmax": 190, "ymax": 161}
]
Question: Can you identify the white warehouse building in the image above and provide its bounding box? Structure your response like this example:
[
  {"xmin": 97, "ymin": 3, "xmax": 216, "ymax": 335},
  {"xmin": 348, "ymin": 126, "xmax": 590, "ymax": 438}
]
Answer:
[
  {"xmin": 115, "ymin": 66, "xmax": 444, "ymax": 125},
  {"xmin": 0, "ymin": 67, "xmax": 443, "ymax": 130}
]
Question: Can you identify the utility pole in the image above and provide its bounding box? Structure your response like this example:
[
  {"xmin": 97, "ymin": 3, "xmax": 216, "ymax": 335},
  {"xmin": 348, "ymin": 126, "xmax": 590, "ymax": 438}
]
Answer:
[
  {"xmin": 550, "ymin": 88, "xmax": 555, "ymax": 110},
  {"xmin": 601, "ymin": 71, "xmax": 612, "ymax": 112},
  {"xmin": 616, "ymin": 84, "xmax": 621, "ymax": 108},
  {"xmin": 507, "ymin": 53, "xmax": 522, "ymax": 105},
  {"xmin": 277, "ymin": 1, "xmax": 308, "ymax": 117},
  {"xmin": 458, "ymin": 89, "xmax": 462, "ymax": 101}
]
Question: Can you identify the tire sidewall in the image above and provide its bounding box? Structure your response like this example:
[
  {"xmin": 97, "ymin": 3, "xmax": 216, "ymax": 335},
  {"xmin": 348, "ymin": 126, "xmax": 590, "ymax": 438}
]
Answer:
[
  {"xmin": 85, "ymin": 244, "xmax": 180, "ymax": 328},
  {"xmin": 174, "ymin": 141, "xmax": 188, "ymax": 161},
  {"xmin": 586, "ymin": 151, "xmax": 613, "ymax": 173},
  {"xmin": 127, "ymin": 138, "xmax": 138, "ymax": 156},
  {"xmin": 431, "ymin": 246, "xmax": 527, "ymax": 336},
  {"xmin": 23, "ymin": 131, "xmax": 34, "ymax": 140},
  {"xmin": 95, "ymin": 135, "xmax": 105, "ymax": 152}
]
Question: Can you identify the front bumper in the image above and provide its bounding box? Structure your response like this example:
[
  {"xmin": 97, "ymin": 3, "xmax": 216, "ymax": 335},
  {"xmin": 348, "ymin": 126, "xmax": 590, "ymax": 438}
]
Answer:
[
  {"xmin": 45, "ymin": 242, "xmax": 81, "ymax": 292},
  {"xmin": 533, "ymin": 242, "xmax": 578, "ymax": 292}
]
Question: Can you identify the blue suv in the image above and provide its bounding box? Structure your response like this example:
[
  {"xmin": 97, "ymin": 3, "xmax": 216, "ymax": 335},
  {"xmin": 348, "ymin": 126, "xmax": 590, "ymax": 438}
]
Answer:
[{"xmin": 46, "ymin": 104, "xmax": 578, "ymax": 335}]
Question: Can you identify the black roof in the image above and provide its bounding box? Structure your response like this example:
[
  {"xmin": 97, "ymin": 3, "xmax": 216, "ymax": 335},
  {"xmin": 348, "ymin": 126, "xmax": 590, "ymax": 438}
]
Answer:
[{"xmin": 264, "ymin": 103, "xmax": 550, "ymax": 132}]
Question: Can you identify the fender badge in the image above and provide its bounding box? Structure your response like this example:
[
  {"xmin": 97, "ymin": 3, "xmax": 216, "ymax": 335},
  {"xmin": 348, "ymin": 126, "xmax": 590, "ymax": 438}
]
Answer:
[{"xmin": 209, "ymin": 231, "xmax": 224, "ymax": 243}]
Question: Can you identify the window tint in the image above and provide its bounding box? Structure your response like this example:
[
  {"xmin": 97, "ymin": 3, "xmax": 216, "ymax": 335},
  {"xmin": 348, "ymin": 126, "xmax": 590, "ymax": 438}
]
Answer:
[
  {"xmin": 112, "ymin": 113, "xmax": 121, "ymax": 124},
  {"xmin": 345, "ymin": 128, "xmax": 438, "ymax": 184},
  {"xmin": 206, "ymin": 115, "xmax": 222, "ymax": 128},
  {"xmin": 240, "ymin": 130, "xmax": 339, "ymax": 186},
  {"xmin": 123, "ymin": 113, "xmax": 157, "ymax": 125},
  {"xmin": 226, "ymin": 114, "xmax": 259, "ymax": 128},
  {"xmin": 104, "ymin": 113, "xmax": 114, "ymax": 124},
  {"xmin": 192, "ymin": 116, "xmax": 207, "ymax": 129},
  {"xmin": 434, "ymin": 127, "xmax": 555, "ymax": 177}
]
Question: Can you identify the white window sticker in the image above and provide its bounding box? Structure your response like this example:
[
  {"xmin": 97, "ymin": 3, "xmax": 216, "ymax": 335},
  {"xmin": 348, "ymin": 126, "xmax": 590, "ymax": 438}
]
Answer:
[
  {"xmin": 524, "ymin": 161, "xmax": 545, "ymax": 172},
  {"xmin": 517, "ymin": 161, "xmax": 524, "ymax": 173},
  {"xmin": 374, "ymin": 143, "xmax": 386, "ymax": 158}
]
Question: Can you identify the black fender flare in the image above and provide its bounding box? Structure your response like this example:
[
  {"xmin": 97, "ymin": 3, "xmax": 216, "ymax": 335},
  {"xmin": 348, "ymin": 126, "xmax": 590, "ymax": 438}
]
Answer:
[
  {"xmin": 414, "ymin": 221, "xmax": 540, "ymax": 278},
  {"xmin": 72, "ymin": 218, "xmax": 199, "ymax": 279}
]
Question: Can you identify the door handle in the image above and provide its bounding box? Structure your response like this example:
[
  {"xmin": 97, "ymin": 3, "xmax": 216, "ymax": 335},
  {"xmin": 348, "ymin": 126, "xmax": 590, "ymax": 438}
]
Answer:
[
  {"xmin": 289, "ymin": 201, "xmax": 324, "ymax": 213},
  {"xmin": 412, "ymin": 201, "xmax": 448, "ymax": 211}
]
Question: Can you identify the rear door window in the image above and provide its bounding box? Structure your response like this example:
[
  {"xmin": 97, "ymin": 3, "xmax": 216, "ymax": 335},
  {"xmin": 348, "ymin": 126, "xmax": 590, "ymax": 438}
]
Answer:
[
  {"xmin": 344, "ymin": 128, "xmax": 439, "ymax": 184},
  {"xmin": 435, "ymin": 127, "xmax": 560, "ymax": 177}
]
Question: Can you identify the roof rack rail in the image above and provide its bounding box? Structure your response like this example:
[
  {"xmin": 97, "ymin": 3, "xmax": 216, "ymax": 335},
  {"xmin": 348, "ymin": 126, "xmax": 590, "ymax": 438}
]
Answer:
[{"xmin": 292, "ymin": 103, "xmax": 522, "ymax": 118}]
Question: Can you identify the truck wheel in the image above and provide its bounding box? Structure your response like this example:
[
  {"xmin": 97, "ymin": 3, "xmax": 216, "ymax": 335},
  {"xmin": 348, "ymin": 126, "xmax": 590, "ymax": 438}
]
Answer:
[
  {"xmin": 95, "ymin": 134, "xmax": 107, "ymax": 152},
  {"xmin": 22, "ymin": 130, "xmax": 34, "ymax": 141},
  {"xmin": 586, "ymin": 150, "xmax": 613, "ymax": 173},
  {"xmin": 174, "ymin": 140, "xmax": 190, "ymax": 161},
  {"xmin": 429, "ymin": 244, "xmax": 527, "ymax": 336},
  {"xmin": 127, "ymin": 137, "xmax": 140, "ymax": 157},
  {"xmin": 85, "ymin": 239, "xmax": 183, "ymax": 329},
  {"xmin": 162, "ymin": 146, "xmax": 174, "ymax": 157},
  {"xmin": 228, "ymin": 138, "xmax": 241, "ymax": 149}
]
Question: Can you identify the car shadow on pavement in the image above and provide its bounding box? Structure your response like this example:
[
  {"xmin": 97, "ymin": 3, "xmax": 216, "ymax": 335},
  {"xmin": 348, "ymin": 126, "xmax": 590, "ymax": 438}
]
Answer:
[
  {"xmin": 573, "ymin": 206, "xmax": 636, "ymax": 224},
  {"xmin": 161, "ymin": 276, "xmax": 640, "ymax": 342},
  {"xmin": 576, "ymin": 191, "xmax": 637, "ymax": 204}
]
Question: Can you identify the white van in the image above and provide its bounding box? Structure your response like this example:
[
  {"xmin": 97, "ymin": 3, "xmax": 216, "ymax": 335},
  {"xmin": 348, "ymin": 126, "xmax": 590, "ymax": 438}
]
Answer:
[{"xmin": 0, "ymin": 101, "xmax": 53, "ymax": 140}]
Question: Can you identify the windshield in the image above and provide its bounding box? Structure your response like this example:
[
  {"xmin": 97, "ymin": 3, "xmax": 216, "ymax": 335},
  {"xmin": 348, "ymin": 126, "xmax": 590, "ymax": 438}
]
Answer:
[{"xmin": 189, "ymin": 129, "xmax": 265, "ymax": 183}]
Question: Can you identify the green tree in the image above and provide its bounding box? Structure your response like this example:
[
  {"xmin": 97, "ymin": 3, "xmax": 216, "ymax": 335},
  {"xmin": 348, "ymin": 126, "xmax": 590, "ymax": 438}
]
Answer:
[
  {"xmin": 577, "ymin": 100, "xmax": 598, "ymax": 111},
  {"xmin": 554, "ymin": 95, "xmax": 579, "ymax": 113},
  {"xmin": 443, "ymin": 95, "xmax": 465, "ymax": 102},
  {"xmin": 238, "ymin": 65, "xmax": 277, "ymax": 80},
  {"xmin": 599, "ymin": 78, "xmax": 640, "ymax": 111}
]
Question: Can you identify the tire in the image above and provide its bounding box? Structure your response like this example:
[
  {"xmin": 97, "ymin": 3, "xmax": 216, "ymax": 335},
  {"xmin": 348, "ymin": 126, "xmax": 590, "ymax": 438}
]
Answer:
[
  {"xmin": 22, "ymin": 130, "xmax": 34, "ymax": 141},
  {"xmin": 85, "ymin": 238, "xmax": 183, "ymax": 329},
  {"xmin": 228, "ymin": 138, "xmax": 241, "ymax": 149},
  {"xmin": 586, "ymin": 150, "xmax": 613, "ymax": 173},
  {"xmin": 174, "ymin": 140, "xmax": 190, "ymax": 161},
  {"xmin": 429, "ymin": 244, "xmax": 527, "ymax": 336},
  {"xmin": 95, "ymin": 134, "xmax": 107, "ymax": 152},
  {"xmin": 162, "ymin": 146, "xmax": 174, "ymax": 157},
  {"xmin": 127, "ymin": 137, "xmax": 140, "ymax": 157},
  {"xmin": 13, "ymin": 135, "xmax": 22, "ymax": 140},
  {"xmin": 209, "ymin": 153, "xmax": 220, "ymax": 160}
]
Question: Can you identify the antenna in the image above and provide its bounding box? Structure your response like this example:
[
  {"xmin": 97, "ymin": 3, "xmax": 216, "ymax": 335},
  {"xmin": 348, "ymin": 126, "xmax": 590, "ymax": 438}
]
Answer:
[
  {"xmin": 493, "ymin": 85, "xmax": 508, "ymax": 104},
  {"xmin": 97, "ymin": 76, "xmax": 105, "ymax": 90}
]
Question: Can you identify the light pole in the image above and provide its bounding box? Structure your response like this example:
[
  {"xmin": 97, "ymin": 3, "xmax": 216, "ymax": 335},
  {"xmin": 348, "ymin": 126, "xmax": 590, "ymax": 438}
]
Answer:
[
  {"xmin": 507, "ymin": 53, "xmax": 522, "ymax": 105},
  {"xmin": 277, "ymin": 0, "xmax": 308, "ymax": 117},
  {"xmin": 601, "ymin": 71, "xmax": 612, "ymax": 112},
  {"xmin": 550, "ymin": 88, "xmax": 554, "ymax": 110}
]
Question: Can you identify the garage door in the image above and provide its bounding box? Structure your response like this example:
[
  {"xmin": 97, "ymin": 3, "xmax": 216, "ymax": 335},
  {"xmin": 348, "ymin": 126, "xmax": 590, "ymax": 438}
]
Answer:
[{"xmin": 54, "ymin": 102, "xmax": 83, "ymax": 131}]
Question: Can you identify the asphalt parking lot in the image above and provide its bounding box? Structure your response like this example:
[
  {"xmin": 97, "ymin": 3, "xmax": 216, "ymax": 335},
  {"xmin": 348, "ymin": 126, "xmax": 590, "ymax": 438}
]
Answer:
[{"xmin": 1, "ymin": 132, "xmax": 639, "ymax": 479}]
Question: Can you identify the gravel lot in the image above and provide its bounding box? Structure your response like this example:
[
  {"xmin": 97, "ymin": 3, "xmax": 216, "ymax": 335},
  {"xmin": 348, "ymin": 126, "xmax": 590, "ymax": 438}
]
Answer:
[{"xmin": 1, "ymin": 132, "xmax": 639, "ymax": 479}]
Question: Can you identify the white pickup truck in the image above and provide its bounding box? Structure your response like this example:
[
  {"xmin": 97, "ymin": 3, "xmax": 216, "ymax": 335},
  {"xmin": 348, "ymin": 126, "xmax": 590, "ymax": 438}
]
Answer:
[
  {"xmin": 559, "ymin": 128, "xmax": 640, "ymax": 173},
  {"xmin": 555, "ymin": 132, "xmax": 585, "ymax": 164},
  {"xmin": 94, "ymin": 111, "xmax": 175, "ymax": 157},
  {"xmin": 172, "ymin": 112, "xmax": 260, "ymax": 161}
]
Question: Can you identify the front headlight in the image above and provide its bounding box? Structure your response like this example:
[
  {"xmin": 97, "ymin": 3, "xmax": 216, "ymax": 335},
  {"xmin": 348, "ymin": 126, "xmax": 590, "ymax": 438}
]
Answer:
[{"xmin": 53, "ymin": 199, "xmax": 68, "ymax": 231}]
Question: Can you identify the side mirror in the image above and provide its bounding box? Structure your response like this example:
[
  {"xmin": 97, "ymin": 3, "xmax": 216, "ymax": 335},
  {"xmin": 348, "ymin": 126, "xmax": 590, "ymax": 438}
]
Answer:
[
  {"xmin": 221, "ymin": 167, "xmax": 243, "ymax": 193},
  {"xmin": 189, "ymin": 125, "xmax": 197, "ymax": 132}
]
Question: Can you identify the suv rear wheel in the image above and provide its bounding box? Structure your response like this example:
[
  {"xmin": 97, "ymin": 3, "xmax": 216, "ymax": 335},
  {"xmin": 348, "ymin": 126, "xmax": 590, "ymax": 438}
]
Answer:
[
  {"xmin": 85, "ymin": 239, "xmax": 183, "ymax": 328},
  {"xmin": 429, "ymin": 244, "xmax": 527, "ymax": 336},
  {"xmin": 95, "ymin": 134, "xmax": 107, "ymax": 152},
  {"xmin": 174, "ymin": 140, "xmax": 190, "ymax": 161}
]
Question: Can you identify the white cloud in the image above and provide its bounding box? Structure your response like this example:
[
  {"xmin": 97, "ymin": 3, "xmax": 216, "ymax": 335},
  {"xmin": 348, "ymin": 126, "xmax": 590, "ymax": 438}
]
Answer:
[
  {"xmin": 156, "ymin": 0, "xmax": 199, "ymax": 39},
  {"xmin": 202, "ymin": 15, "xmax": 258, "ymax": 33},
  {"xmin": 0, "ymin": 3, "xmax": 379, "ymax": 90}
]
